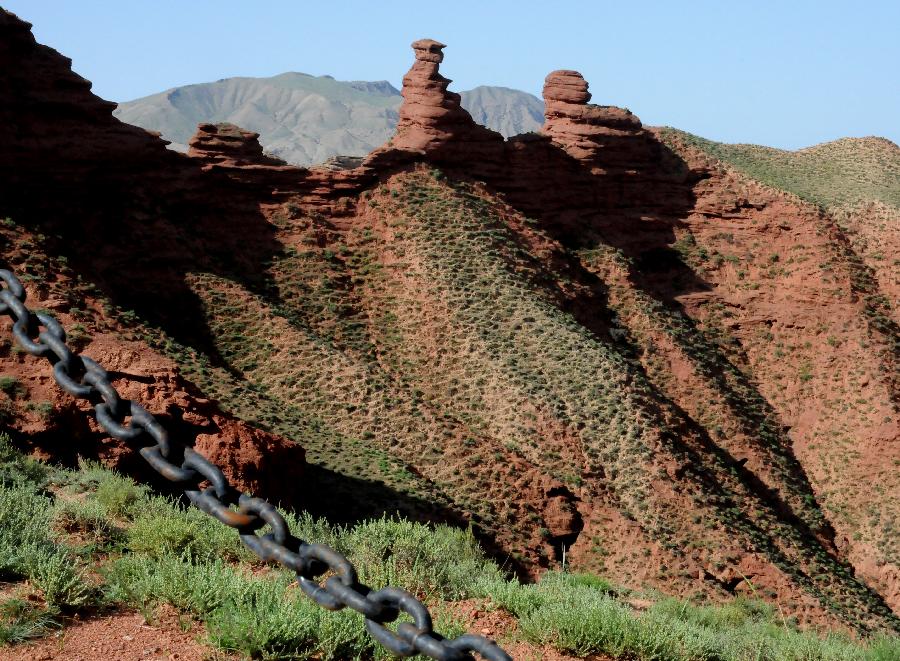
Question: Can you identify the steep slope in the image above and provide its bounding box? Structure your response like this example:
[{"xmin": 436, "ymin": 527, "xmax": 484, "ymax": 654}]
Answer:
[
  {"xmin": 663, "ymin": 129, "xmax": 900, "ymax": 332},
  {"xmin": 663, "ymin": 131, "xmax": 900, "ymax": 210},
  {"xmin": 113, "ymin": 73, "xmax": 543, "ymax": 165},
  {"xmin": 1, "ymin": 9, "xmax": 899, "ymax": 639}
]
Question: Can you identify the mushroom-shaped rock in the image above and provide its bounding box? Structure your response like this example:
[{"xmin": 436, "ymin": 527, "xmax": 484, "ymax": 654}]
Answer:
[
  {"xmin": 411, "ymin": 38, "xmax": 446, "ymax": 63},
  {"xmin": 543, "ymin": 70, "xmax": 592, "ymax": 105}
]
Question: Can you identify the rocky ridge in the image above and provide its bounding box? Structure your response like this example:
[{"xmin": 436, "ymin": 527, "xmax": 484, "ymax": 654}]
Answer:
[{"xmin": 112, "ymin": 70, "xmax": 544, "ymax": 167}]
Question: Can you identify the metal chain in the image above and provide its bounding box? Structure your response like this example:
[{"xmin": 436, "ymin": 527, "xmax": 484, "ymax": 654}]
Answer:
[{"xmin": 0, "ymin": 268, "xmax": 512, "ymax": 661}]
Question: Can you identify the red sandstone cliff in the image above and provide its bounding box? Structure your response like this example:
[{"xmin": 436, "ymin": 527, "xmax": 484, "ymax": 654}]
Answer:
[
  {"xmin": 388, "ymin": 39, "xmax": 504, "ymax": 155},
  {"xmin": 0, "ymin": 9, "xmax": 305, "ymax": 503}
]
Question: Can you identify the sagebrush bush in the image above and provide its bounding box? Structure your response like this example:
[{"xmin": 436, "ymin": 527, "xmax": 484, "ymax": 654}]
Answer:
[
  {"xmin": 125, "ymin": 495, "xmax": 251, "ymax": 563},
  {"xmin": 0, "ymin": 483, "xmax": 91, "ymax": 609},
  {"xmin": 93, "ymin": 471, "xmax": 146, "ymax": 518},
  {"xmin": 52, "ymin": 497, "xmax": 122, "ymax": 550},
  {"xmin": 0, "ymin": 433, "xmax": 49, "ymax": 488},
  {"xmin": 342, "ymin": 517, "xmax": 504, "ymax": 600},
  {"xmin": 26, "ymin": 551, "xmax": 92, "ymax": 609}
]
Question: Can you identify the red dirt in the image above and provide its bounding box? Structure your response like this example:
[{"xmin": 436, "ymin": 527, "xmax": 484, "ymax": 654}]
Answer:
[{"xmin": 0, "ymin": 608, "xmax": 215, "ymax": 661}]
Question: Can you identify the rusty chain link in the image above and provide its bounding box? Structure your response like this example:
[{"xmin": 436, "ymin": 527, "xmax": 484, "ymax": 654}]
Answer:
[{"xmin": 0, "ymin": 268, "xmax": 512, "ymax": 661}]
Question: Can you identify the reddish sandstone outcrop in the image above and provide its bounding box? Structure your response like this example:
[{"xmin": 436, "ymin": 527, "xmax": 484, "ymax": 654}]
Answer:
[
  {"xmin": 9, "ymin": 330, "xmax": 306, "ymax": 504},
  {"xmin": 390, "ymin": 39, "xmax": 503, "ymax": 153},
  {"xmin": 368, "ymin": 41, "xmax": 690, "ymax": 235},
  {"xmin": 188, "ymin": 122, "xmax": 288, "ymax": 168},
  {"xmin": 184, "ymin": 121, "xmax": 377, "ymax": 215},
  {"xmin": 366, "ymin": 39, "xmax": 504, "ymax": 175},
  {"xmin": 0, "ymin": 10, "xmax": 179, "ymax": 195},
  {"xmin": 542, "ymin": 69, "xmax": 644, "ymax": 169}
]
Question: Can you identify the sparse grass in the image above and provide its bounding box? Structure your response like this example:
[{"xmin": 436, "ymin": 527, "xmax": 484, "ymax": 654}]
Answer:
[
  {"xmin": 2, "ymin": 426, "xmax": 898, "ymax": 658},
  {"xmin": 660, "ymin": 129, "xmax": 900, "ymax": 210},
  {"xmin": 477, "ymin": 572, "xmax": 900, "ymax": 660}
]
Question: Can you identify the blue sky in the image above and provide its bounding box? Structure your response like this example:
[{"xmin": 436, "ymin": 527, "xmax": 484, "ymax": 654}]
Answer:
[{"xmin": 5, "ymin": 0, "xmax": 898, "ymax": 149}]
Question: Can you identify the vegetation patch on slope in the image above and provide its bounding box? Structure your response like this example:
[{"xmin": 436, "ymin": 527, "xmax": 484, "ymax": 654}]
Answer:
[{"xmin": 660, "ymin": 129, "xmax": 900, "ymax": 210}]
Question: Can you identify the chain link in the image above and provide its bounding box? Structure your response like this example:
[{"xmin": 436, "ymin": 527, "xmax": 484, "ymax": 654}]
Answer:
[{"xmin": 0, "ymin": 268, "xmax": 512, "ymax": 661}]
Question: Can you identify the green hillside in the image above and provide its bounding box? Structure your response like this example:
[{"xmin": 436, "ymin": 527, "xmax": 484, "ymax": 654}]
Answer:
[{"xmin": 661, "ymin": 129, "xmax": 900, "ymax": 210}]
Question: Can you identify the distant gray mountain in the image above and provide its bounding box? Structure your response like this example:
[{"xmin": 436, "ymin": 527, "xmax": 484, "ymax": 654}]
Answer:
[
  {"xmin": 459, "ymin": 86, "xmax": 544, "ymax": 139},
  {"xmin": 113, "ymin": 72, "xmax": 543, "ymax": 166}
]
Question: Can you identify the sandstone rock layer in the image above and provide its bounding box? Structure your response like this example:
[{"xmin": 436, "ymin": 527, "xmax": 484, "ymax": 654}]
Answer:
[
  {"xmin": 542, "ymin": 69, "xmax": 645, "ymax": 169},
  {"xmin": 188, "ymin": 122, "xmax": 288, "ymax": 167},
  {"xmin": 391, "ymin": 40, "xmax": 503, "ymax": 153}
]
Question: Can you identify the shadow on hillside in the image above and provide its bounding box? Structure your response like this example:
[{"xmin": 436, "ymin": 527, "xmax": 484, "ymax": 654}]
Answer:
[
  {"xmin": 0, "ymin": 152, "xmax": 282, "ymax": 370},
  {"xmin": 494, "ymin": 134, "xmax": 844, "ymax": 536}
]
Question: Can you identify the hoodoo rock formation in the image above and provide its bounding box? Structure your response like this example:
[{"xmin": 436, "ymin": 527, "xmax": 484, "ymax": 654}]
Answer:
[
  {"xmin": 389, "ymin": 39, "xmax": 503, "ymax": 154},
  {"xmin": 367, "ymin": 40, "xmax": 692, "ymax": 237},
  {"xmin": 542, "ymin": 69, "xmax": 645, "ymax": 172}
]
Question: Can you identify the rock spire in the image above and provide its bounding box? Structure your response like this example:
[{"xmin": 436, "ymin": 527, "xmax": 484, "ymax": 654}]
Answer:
[{"xmin": 387, "ymin": 39, "xmax": 503, "ymax": 153}]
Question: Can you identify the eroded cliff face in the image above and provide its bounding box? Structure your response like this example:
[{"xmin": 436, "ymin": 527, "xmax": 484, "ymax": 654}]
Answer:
[
  {"xmin": 188, "ymin": 123, "xmax": 289, "ymax": 168},
  {"xmin": 366, "ymin": 40, "xmax": 692, "ymax": 238},
  {"xmin": 0, "ymin": 9, "xmax": 305, "ymax": 503},
  {"xmin": 1, "ymin": 13, "xmax": 898, "ymax": 632}
]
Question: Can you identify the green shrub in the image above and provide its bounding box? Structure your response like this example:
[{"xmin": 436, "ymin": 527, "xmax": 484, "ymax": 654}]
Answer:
[
  {"xmin": 0, "ymin": 484, "xmax": 56, "ymax": 576},
  {"xmin": 650, "ymin": 595, "xmax": 775, "ymax": 631},
  {"xmin": 0, "ymin": 377, "xmax": 24, "ymax": 399},
  {"xmin": 26, "ymin": 550, "xmax": 92, "ymax": 609},
  {"xmin": 125, "ymin": 495, "xmax": 250, "ymax": 563},
  {"xmin": 94, "ymin": 472, "xmax": 146, "ymax": 518},
  {"xmin": 0, "ymin": 483, "xmax": 91, "ymax": 609},
  {"xmin": 52, "ymin": 498, "xmax": 122, "ymax": 550},
  {"xmin": 0, "ymin": 432, "xmax": 49, "ymax": 488},
  {"xmin": 342, "ymin": 517, "xmax": 504, "ymax": 600}
]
